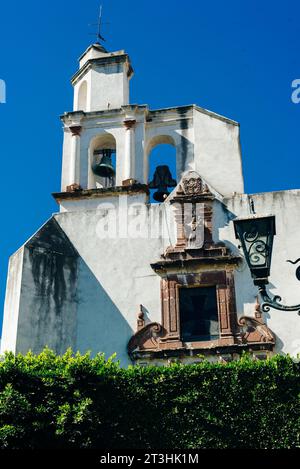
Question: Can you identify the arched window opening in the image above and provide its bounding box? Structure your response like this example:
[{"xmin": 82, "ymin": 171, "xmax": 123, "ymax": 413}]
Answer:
[
  {"xmin": 77, "ymin": 81, "xmax": 87, "ymax": 112},
  {"xmin": 148, "ymin": 143, "xmax": 177, "ymax": 203},
  {"xmin": 90, "ymin": 134, "xmax": 116, "ymax": 189}
]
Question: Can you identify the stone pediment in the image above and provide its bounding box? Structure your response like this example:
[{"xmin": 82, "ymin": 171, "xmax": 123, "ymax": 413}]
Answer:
[{"xmin": 166, "ymin": 171, "xmax": 224, "ymax": 203}]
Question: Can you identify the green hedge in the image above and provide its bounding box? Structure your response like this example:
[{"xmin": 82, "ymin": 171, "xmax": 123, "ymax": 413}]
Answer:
[{"xmin": 0, "ymin": 349, "xmax": 299, "ymax": 449}]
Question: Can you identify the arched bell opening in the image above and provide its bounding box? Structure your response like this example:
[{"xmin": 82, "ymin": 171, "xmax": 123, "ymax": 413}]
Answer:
[
  {"xmin": 77, "ymin": 80, "xmax": 88, "ymax": 112},
  {"xmin": 146, "ymin": 136, "xmax": 177, "ymax": 203},
  {"xmin": 88, "ymin": 134, "xmax": 117, "ymax": 189}
]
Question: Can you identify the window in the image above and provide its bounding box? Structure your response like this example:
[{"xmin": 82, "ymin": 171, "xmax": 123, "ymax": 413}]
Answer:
[{"xmin": 179, "ymin": 286, "xmax": 219, "ymax": 342}]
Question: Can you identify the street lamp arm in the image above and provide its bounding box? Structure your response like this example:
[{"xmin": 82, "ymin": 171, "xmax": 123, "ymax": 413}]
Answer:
[
  {"xmin": 233, "ymin": 215, "xmax": 300, "ymax": 317},
  {"xmin": 258, "ymin": 285, "xmax": 300, "ymax": 315}
]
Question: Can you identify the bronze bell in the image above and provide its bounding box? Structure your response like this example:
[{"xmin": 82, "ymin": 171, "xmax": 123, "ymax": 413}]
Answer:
[
  {"xmin": 92, "ymin": 149, "xmax": 115, "ymax": 178},
  {"xmin": 149, "ymin": 165, "xmax": 177, "ymax": 202}
]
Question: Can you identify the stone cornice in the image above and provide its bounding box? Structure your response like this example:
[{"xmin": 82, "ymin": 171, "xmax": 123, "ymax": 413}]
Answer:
[
  {"xmin": 60, "ymin": 105, "xmax": 149, "ymax": 125},
  {"xmin": 150, "ymin": 255, "xmax": 241, "ymax": 276},
  {"xmin": 130, "ymin": 342, "xmax": 274, "ymax": 361},
  {"xmin": 60, "ymin": 103, "xmax": 238, "ymax": 128},
  {"xmin": 148, "ymin": 104, "xmax": 239, "ymax": 126},
  {"xmin": 71, "ymin": 54, "xmax": 133, "ymax": 86},
  {"xmin": 52, "ymin": 184, "xmax": 149, "ymax": 204}
]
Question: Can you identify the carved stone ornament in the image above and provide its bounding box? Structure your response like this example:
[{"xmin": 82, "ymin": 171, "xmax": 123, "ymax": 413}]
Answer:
[
  {"xmin": 181, "ymin": 176, "xmax": 208, "ymax": 195},
  {"xmin": 128, "ymin": 299, "xmax": 275, "ymax": 360},
  {"xmin": 127, "ymin": 322, "xmax": 166, "ymax": 354},
  {"xmin": 238, "ymin": 298, "xmax": 275, "ymax": 344},
  {"xmin": 238, "ymin": 316, "xmax": 275, "ymax": 344},
  {"xmin": 152, "ymin": 173, "xmax": 236, "ymax": 267},
  {"xmin": 69, "ymin": 125, "xmax": 82, "ymax": 137},
  {"xmin": 66, "ymin": 183, "xmax": 82, "ymax": 193}
]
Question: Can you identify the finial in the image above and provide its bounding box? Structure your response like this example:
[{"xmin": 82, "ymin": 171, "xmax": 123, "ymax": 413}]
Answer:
[
  {"xmin": 89, "ymin": 4, "xmax": 109, "ymax": 45},
  {"xmin": 96, "ymin": 5, "xmax": 105, "ymax": 43}
]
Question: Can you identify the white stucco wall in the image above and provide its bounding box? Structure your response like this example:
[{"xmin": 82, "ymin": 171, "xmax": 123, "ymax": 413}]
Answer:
[
  {"xmin": 55, "ymin": 199, "xmax": 175, "ymax": 365},
  {"xmin": 88, "ymin": 63, "xmax": 129, "ymax": 112},
  {"xmin": 193, "ymin": 107, "xmax": 244, "ymax": 196},
  {"xmin": 73, "ymin": 47, "xmax": 132, "ymax": 113},
  {"xmin": 216, "ymin": 190, "xmax": 300, "ymax": 355},
  {"xmin": 2, "ymin": 187, "xmax": 300, "ymax": 363},
  {"xmin": 0, "ymin": 248, "xmax": 24, "ymax": 353}
]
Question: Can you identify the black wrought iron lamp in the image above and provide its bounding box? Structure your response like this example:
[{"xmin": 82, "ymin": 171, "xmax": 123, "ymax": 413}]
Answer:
[{"xmin": 233, "ymin": 215, "xmax": 300, "ymax": 314}]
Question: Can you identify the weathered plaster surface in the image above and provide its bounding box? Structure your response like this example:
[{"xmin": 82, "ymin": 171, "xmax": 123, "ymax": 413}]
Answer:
[
  {"xmin": 0, "ymin": 248, "xmax": 24, "ymax": 353},
  {"xmin": 1, "ymin": 219, "xmax": 79, "ymax": 355}
]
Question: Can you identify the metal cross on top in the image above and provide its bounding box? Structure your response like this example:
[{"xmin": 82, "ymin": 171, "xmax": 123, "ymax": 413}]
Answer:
[{"xmin": 89, "ymin": 4, "xmax": 109, "ymax": 44}]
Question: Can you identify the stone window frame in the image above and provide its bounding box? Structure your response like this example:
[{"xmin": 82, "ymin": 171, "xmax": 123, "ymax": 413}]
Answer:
[{"xmin": 159, "ymin": 269, "xmax": 237, "ymax": 350}]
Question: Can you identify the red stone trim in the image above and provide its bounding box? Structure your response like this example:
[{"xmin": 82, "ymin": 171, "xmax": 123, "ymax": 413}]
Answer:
[
  {"xmin": 66, "ymin": 183, "xmax": 82, "ymax": 193},
  {"xmin": 238, "ymin": 299, "xmax": 275, "ymax": 344},
  {"xmin": 122, "ymin": 178, "xmax": 137, "ymax": 187},
  {"xmin": 238, "ymin": 315, "xmax": 275, "ymax": 344},
  {"xmin": 123, "ymin": 119, "xmax": 136, "ymax": 130},
  {"xmin": 159, "ymin": 270, "xmax": 237, "ymax": 348},
  {"xmin": 127, "ymin": 322, "xmax": 166, "ymax": 354},
  {"xmin": 128, "ymin": 294, "xmax": 275, "ymax": 359},
  {"xmin": 69, "ymin": 125, "xmax": 82, "ymax": 136}
]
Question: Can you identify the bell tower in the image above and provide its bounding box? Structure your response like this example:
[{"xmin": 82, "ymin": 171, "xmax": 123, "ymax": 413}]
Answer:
[
  {"xmin": 59, "ymin": 41, "xmax": 136, "ymax": 194},
  {"xmin": 58, "ymin": 39, "xmax": 244, "ymax": 208},
  {"xmin": 72, "ymin": 43, "xmax": 134, "ymax": 112}
]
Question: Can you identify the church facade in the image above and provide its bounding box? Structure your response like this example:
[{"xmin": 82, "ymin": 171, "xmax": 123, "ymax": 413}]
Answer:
[{"xmin": 1, "ymin": 43, "xmax": 300, "ymax": 366}]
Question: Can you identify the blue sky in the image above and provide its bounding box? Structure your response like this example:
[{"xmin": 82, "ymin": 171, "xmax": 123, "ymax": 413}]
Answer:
[{"xmin": 0, "ymin": 0, "xmax": 299, "ymax": 329}]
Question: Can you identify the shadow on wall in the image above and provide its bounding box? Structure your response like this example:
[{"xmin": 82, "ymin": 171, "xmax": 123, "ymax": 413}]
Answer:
[
  {"xmin": 15, "ymin": 218, "xmax": 79, "ymax": 356},
  {"xmin": 10, "ymin": 217, "xmax": 133, "ymax": 365},
  {"xmin": 76, "ymin": 256, "xmax": 133, "ymax": 366}
]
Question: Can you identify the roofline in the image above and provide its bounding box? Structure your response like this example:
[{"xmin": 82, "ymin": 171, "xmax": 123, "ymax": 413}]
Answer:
[
  {"xmin": 60, "ymin": 105, "xmax": 149, "ymax": 122},
  {"xmin": 78, "ymin": 43, "xmax": 108, "ymax": 62},
  {"xmin": 71, "ymin": 54, "xmax": 133, "ymax": 86},
  {"xmin": 60, "ymin": 104, "xmax": 239, "ymax": 127},
  {"xmin": 148, "ymin": 104, "xmax": 239, "ymax": 126},
  {"xmin": 194, "ymin": 105, "xmax": 239, "ymax": 126}
]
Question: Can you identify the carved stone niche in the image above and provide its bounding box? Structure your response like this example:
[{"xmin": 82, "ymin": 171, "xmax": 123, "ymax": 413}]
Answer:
[
  {"xmin": 157, "ymin": 173, "xmax": 237, "ymax": 265},
  {"xmin": 151, "ymin": 173, "xmax": 240, "ymax": 273},
  {"xmin": 127, "ymin": 173, "xmax": 275, "ymax": 363}
]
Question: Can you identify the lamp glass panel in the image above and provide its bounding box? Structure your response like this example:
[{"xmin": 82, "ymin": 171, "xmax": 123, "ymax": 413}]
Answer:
[
  {"xmin": 234, "ymin": 216, "xmax": 275, "ymax": 280},
  {"xmin": 243, "ymin": 232, "xmax": 268, "ymax": 268}
]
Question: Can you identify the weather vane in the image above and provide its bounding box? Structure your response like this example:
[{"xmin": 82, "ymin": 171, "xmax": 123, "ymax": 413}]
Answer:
[{"xmin": 89, "ymin": 4, "xmax": 109, "ymax": 44}]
